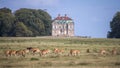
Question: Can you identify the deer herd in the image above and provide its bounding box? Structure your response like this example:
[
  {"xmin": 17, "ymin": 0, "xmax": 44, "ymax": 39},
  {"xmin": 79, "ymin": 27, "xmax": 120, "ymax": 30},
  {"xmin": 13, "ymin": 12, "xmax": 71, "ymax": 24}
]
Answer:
[{"xmin": 4, "ymin": 47, "xmax": 118, "ymax": 57}]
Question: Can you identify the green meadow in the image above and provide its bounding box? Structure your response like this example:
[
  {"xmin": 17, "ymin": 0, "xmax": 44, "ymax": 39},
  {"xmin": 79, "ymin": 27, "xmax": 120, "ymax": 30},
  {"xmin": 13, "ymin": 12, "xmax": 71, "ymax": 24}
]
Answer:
[{"xmin": 0, "ymin": 37, "xmax": 120, "ymax": 68}]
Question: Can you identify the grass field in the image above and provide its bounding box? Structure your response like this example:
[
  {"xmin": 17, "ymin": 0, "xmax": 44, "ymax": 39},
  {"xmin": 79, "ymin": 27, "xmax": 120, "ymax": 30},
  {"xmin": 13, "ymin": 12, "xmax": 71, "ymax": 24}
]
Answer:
[{"xmin": 0, "ymin": 37, "xmax": 120, "ymax": 68}]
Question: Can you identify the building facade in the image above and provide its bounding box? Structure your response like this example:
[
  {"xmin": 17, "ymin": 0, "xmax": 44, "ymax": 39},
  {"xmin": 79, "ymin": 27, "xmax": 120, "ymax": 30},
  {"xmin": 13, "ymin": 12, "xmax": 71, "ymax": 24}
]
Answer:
[{"xmin": 52, "ymin": 14, "xmax": 74, "ymax": 36}]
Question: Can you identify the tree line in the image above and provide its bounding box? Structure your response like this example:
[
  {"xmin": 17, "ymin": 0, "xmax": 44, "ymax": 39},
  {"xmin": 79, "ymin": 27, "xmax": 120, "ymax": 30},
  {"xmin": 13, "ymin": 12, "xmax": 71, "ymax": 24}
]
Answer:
[{"xmin": 0, "ymin": 7, "xmax": 52, "ymax": 37}]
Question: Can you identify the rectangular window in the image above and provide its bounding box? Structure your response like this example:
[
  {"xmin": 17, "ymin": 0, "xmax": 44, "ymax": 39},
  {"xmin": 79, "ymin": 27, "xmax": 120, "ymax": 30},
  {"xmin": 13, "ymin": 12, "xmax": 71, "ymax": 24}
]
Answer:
[{"xmin": 53, "ymin": 25, "xmax": 54, "ymax": 29}]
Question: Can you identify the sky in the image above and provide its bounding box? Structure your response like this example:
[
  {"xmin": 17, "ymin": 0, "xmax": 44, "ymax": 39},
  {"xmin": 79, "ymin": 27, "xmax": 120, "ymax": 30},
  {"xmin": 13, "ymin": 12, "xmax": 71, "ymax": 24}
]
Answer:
[{"xmin": 0, "ymin": 0, "xmax": 120, "ymax": 38}]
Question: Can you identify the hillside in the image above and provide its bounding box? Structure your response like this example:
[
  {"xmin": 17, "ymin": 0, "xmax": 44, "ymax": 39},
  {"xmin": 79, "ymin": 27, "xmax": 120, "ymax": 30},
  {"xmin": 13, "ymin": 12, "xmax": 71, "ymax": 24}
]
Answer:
[{"xmin": 0, "ymin": 37, "xmax": 120, "ymax": 68}]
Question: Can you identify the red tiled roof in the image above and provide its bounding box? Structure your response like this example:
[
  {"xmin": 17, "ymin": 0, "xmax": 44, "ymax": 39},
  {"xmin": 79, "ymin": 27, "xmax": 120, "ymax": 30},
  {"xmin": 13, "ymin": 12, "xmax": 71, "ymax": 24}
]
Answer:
[{"xmin": 54, "ymin": 14, "xmax": 72, "ymax": 20}]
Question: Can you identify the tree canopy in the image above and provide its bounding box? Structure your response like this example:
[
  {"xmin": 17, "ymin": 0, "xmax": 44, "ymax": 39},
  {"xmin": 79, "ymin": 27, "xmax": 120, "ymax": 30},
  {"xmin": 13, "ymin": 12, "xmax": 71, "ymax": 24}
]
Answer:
[
  {"xmin": 0, "ymin": 7, "xmax": 15, "ymax": 36},
  {"xmin": 107, "ymin": 12, "xmax": 120, "ymax": 38},
  {"xmin": 0, "ymin": 7, "xmax": 52, "ymax": 37}
]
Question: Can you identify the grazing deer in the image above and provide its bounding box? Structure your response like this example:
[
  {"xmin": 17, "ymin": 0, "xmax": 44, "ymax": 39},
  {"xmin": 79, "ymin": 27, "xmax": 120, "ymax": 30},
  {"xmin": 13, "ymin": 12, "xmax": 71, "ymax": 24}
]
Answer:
[
  {"xmin": 100, "ymin": 49, "xmax": 107, "ymax": 55},
  {"xmin": 69, "ymin": 49, "xmax": 80, "ymax": 56},
  {"xmin": 23, "ymin": 49, "xmax": 29, "ymax": 54},
  {"xmin": 53, "ymin": 48, "xmax": 64, "ymax": 55},
  {"xmin": 40, "ymin": 49, "xmax": 51, "ymax": 56},
  {"xmin": 16, "ymin": 50, "xmax": 26, "ymax": 57},
  {"xmin": 111, "ymin": 48, "xmax": 117, "ymax": 55},
  {"xmin": 27, "ymin": 47, "xmax": 41, "ymax": 55},
  {"xmin": 5, "ymin": 50, "xmax": 17, "ymax": 57}
]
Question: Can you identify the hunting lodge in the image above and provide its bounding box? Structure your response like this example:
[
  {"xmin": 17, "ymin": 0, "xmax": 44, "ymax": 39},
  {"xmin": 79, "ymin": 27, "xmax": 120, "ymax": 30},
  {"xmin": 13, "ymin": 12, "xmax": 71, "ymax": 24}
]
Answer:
[{"xmin": 52, "ymin": 14, "xmax": 74, "ymax": 36}]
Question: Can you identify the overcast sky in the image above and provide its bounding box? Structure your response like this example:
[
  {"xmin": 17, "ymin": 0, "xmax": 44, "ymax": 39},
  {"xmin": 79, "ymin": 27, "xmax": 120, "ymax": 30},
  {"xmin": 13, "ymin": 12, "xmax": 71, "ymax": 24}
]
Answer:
[{"xmin": 0, "ymin": 0, "xmax": 120, "ymax": 38}]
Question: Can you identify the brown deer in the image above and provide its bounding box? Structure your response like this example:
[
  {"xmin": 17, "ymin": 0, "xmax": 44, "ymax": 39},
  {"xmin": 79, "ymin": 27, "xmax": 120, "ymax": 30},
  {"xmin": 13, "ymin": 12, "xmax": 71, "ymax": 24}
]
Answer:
[{"xmin": 69, "ymin": 49, "xmax": 80, "ymax": 56}]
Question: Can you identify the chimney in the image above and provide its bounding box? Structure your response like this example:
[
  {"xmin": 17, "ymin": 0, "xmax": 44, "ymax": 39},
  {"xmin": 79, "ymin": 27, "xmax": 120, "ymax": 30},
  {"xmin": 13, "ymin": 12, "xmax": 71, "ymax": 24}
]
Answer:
[
  {"xmin": 65, "ymin": 14, "xmax": 67, "ymax": 17},
  {"xmin": 58, "ymin": 14, "xmax": 60, "ymax": 17},
  {"xmin": 65, "ymin": 14, "xmax": 67, "ymax": 20}
]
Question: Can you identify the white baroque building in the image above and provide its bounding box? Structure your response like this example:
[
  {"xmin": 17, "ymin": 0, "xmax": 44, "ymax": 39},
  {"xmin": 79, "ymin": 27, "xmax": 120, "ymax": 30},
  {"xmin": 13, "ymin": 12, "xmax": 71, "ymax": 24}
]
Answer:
[{"xmin": 52, "ymin": 14, "xmax": 74, "ymax": 36}]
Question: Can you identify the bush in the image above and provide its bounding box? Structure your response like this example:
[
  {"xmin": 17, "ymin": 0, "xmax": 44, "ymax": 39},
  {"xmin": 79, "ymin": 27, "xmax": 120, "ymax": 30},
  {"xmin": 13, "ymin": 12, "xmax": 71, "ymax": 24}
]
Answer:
[{"xmin": 30, "ymin": 58, "xmax": 39, "ymax": 61}]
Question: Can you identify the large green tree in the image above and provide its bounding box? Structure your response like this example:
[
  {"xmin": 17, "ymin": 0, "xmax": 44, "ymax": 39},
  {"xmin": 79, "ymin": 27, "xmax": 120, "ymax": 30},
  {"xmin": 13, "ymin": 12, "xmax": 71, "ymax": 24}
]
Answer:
[
  {"xmin": 0, "ymin": 7, "xmax": 15, "ymax": 36},
  {"xmin": 14, "ymin": 8, "xmax": 52, "ymax": 36},
  {"xmin": 107, "ymin": 12, "xmax": 120, "ymax": 38}
]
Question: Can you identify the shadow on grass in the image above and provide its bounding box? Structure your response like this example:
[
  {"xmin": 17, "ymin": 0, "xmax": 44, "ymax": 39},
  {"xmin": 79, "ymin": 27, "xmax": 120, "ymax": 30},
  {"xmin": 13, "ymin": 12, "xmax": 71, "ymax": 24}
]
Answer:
[
  {"xmin": 115, "ymin": 62, "xmax": 120, "ymax": 66},
  {"xmin": 68, "ymin": 61, "xmax": 91, "ymax": 66},
  {"xmin": 38, "ymin": 62, "xmax": 52, "ymax": 67},
  {"xmin": 77, "ymin": 62, "xmax": 91, "ymax": 66},
  {"xmin": 1, "ymin": 65, "xmax": 26, "ymax": 68}
]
